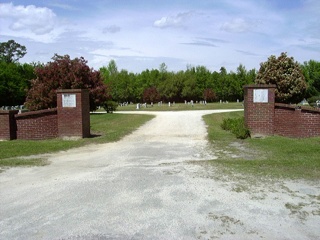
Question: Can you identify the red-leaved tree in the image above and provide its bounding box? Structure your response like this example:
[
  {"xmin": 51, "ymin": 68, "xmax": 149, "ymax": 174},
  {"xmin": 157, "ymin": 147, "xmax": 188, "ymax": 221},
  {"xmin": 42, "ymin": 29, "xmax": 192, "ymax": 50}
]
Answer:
[
  {"xmin": 25, "ymin": 54, "xmax": 110, "ymax": 111},
  {"xmin": 203, "ymin": 88, "xmax": 216, "ymax": 102},
  {"xmin": 143, "ymin": 87, "xmax": 161, "ymax": 103}
]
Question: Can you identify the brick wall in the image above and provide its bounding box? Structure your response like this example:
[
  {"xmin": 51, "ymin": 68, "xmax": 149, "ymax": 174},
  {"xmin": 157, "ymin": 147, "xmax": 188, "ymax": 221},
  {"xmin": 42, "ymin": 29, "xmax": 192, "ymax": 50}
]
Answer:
[
  {"xmin": 0, "ymin": 110, "xmax": 19, "ymax": 140},
  {"xmin": 244, "ymin": 84, "xmax": 320, "ymax": 138},
  {"xmin": 15, "ymin": 109, "xmax": 58, "ymax": 140},
  {"xmin": 1, "ymin": 89, "xmax": 90, "ymax": 141},
  {"xmin": 275, "ymin": 104, "xmax": 320, "ymax": 138}
]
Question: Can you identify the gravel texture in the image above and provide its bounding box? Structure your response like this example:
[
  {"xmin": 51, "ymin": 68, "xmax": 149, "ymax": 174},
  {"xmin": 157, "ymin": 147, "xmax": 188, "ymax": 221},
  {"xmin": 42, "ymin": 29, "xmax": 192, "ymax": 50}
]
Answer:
[{"xmin": 0, "ymin": 110, "xmax": 319, "ymax": 240}]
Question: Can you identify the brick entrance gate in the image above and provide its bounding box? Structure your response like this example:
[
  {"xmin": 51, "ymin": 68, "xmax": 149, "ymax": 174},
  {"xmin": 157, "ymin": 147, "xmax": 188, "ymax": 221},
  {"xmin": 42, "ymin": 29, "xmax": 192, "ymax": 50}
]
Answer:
[
  {"xmin": 244, "ymin": 84, "xmax": 320, "ymax": 138},
  {"xmin": 0, "ymin": 89, "xmax": 90, "ymax": 140}
]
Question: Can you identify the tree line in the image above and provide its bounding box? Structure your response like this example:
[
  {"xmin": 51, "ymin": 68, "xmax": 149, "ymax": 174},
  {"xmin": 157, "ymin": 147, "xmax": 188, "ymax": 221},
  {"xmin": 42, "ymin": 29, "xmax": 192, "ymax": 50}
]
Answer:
[
  {"xmin": 1, "ymin": 40, "xmax": 320, "ymax": 109},
  {"xmin": 100, "ymin": 61, "xmax": 256, "ymax": 103}
]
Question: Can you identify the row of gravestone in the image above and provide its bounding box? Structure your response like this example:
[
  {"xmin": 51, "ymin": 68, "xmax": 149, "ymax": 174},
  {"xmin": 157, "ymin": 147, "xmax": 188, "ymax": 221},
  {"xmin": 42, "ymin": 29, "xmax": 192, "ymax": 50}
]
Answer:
[
  {"xmin": 1, "ymin": 105, "xmax": 25, "ymax": 110},
  {"xmin": 129, "ymin": 100, "xmax": 241, "ymax": 109}
]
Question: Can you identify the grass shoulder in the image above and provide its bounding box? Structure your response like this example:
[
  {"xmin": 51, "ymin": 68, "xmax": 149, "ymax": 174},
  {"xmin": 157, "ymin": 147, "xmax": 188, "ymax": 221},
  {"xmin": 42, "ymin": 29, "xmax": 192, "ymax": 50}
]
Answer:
[
  {"xmin": 0, "ymin": 113, "xmax": 154, "ymax": 168},
  {"xmin": 203, "ymin": 112, "xmax": 320, "ymax": 180}
]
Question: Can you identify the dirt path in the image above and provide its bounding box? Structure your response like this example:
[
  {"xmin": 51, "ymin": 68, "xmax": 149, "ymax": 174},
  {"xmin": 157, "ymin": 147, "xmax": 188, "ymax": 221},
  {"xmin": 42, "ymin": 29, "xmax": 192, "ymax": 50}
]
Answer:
[{"xmin": 0, "ymin": 110, "xmax": 319, "ymax": 240}]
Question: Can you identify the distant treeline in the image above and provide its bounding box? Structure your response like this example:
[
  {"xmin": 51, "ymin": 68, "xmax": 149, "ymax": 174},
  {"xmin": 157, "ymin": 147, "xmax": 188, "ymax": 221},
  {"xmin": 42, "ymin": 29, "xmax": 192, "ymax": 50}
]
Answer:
[
  {"xmin": 1, "ymin": 58, "xmax": 319, "ymax": 107},
  {"xmin": 100, "ymin": 61, "xmax": 256, "ymax": 103}
]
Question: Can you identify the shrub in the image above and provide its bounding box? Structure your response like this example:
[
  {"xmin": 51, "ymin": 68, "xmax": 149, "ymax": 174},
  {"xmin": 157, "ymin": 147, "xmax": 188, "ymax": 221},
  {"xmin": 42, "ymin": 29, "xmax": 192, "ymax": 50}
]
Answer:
[
  {"xmin": 221, "ymin": 117, "xmax": 250, "ymax": 139},
  {"xmin": 102, "ymin": 100, "xmax": 118, "ymax": 113}
]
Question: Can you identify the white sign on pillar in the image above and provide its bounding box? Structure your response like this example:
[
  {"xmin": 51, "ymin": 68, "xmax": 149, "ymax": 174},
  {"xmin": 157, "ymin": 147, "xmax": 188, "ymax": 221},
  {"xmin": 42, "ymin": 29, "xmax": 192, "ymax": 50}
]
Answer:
[
  {"xmin": 253, "ymin": 89, "xmax": 268, "ymax": 103},
  {"xmin": 62, "ymin": 94, "xmax": 76, "ymax": 107}
]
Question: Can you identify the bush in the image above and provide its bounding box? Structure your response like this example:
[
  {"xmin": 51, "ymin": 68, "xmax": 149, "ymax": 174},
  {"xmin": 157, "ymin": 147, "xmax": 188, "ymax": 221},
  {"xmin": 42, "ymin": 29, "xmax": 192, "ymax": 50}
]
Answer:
[
  {"xmin": 221, "ymin": 117, "xmax": 250, "ymax": 139},
  {"xmin": 102, "ymin": 101, "xmax": 118, "ymax": 113}
]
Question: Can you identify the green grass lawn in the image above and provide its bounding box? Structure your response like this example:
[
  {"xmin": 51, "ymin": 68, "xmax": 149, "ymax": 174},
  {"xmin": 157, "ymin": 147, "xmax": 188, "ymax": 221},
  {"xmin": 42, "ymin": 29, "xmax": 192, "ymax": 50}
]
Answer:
[
  {"xmin": 1, "ymin": 110, "xmax": 319, "ymax": 181},
  {"xmin": 101, "ymin": 101, "xmax": 244, "ymax": 112},
  {"xmin": 0, "ymin": 113, "xmax": 154, "ymax": 167},
  {"xmin": 203, "ymin": 112, "xmax": 320, "ymax": 180}
]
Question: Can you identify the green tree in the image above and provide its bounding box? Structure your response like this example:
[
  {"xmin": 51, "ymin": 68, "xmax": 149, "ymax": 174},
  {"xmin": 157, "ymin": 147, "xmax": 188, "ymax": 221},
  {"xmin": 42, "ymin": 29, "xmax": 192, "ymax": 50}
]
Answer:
[
  {"xmin": 232, "ymin": 64, "xmax": 256, "ymax": 101},
  {"xmin": 301, "ymin": 60, "xmax": 320, "ymax": 97},
  {"xmin": 100, "ymin": 60, "xmax": 121, "ymax": 101},
  {"xmin": 182, "ymin": 68, "xmax": 198, "ymax": 100},
  {"xmin": 158, "ymin": 72, "xmax": 179, "ymax": 101},
  {"xmin": 255, "ymin": 52, "xmax": 307, "ymax": 103},
  {"xmin": 0, "ymin": 62, "xmax": 35, "ymax": 106},
  {"xmin": 0, "ymin": 40, "xmax": 27, "ymax": 63},
  {"xmin": 116, "ymin": 70, "xmax": 136, "ymax": 102},
  {"xmin": 215, "ymin": 67, "xmax": 230, "ymax": 101},
  {"xmin": 159, "ymin": 62, "xmax": 167, "ymax": 73},
  {"xmin": 195, "ymin": 66, "xmax": 211, "ymax": 99}
]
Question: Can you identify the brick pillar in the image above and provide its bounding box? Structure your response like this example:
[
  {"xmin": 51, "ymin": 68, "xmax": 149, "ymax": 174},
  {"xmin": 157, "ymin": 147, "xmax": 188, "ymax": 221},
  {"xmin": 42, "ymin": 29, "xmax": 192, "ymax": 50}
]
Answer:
[
  {"xmin": 0, "ymin": 110, "xmax": 19, "ymax": 140},
  {"xmin": 244, "ymin": 84, "xmax": 276, "ymax": 137},
  {"xmin": 57, "ymin": 89, "xmax": 90, "ymax": 139}
]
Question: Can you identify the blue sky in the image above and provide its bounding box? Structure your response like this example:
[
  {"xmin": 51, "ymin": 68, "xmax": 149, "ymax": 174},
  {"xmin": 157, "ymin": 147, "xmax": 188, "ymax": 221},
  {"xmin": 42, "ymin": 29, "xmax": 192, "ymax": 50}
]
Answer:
[{"xmin": 0, "ymin": 0, "xmax": 319, "ymax": 73}]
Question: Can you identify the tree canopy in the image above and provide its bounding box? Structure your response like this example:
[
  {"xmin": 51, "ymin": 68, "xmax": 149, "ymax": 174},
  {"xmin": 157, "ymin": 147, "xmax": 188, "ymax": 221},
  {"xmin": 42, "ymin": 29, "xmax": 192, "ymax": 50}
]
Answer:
[
  {"xmin": 0, "ymin": 61, "xmax": 35, "ymax": 106},
  {"xmin": 25, "ymin": 54, "xmax": 109, "ymax": 111},
  {"xmin": 255, "ymin": 52, "xmax": 307, "ymax": 103},
  {"xmin": 301, "ymin": 60, "xmax": 320, "ymax": 97},
  {"xmin": 100, "ymin": 62, "xmax": 256, "ymax": 103},
  {"xmin": 0, "ymin": 40, "xmax": 27, "ymax": 63}
]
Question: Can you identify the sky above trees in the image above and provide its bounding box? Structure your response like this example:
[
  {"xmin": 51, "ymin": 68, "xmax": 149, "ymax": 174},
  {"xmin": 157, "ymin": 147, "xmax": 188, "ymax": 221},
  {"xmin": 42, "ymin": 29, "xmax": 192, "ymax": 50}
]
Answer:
[{"xmin": 0, "ymin": 0, "xmax": 319, "ymax": 72}]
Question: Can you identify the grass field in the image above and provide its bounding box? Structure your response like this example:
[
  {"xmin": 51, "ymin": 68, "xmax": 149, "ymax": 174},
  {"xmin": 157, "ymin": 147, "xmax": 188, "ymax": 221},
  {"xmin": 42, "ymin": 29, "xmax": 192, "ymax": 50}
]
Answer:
[
  {"xmin": 0, "ymin": 113, "xmax": 154, "ymax": 167},
  {"xmin": 100, "ymin": 101, "xmax": 244, "ymax": 112},
  {"xmin": 203, "ymin": 111, "xmax": 320, "ymax": 180}
]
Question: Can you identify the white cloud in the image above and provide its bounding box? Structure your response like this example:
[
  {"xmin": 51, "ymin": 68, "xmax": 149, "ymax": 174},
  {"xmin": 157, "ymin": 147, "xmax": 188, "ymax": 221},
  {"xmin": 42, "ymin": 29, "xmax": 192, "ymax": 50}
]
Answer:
[
  {"xmin": 153, "ymin": 12, "xmax": 193, "ymax": 28},
  {"xmin": 221, "ymin": 18, "xmax": 255, "ymax": 33},
  {"xmin": 0, "ymin": 3, "xmax": 56, "ymax": 35}
]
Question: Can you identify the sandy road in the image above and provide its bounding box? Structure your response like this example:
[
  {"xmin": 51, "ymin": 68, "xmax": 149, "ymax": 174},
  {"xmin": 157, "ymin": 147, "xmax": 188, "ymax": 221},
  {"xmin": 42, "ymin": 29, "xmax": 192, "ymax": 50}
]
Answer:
[{"xmin": 0, "ymin": 110, "xmax": 319, "ymax": 240}]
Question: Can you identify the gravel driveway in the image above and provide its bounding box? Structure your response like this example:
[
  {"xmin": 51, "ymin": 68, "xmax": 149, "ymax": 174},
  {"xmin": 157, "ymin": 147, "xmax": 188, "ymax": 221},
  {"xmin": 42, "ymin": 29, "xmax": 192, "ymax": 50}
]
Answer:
[{"xmin": 0, "ymin": 110, "xmax": 319, "ymax": 240}]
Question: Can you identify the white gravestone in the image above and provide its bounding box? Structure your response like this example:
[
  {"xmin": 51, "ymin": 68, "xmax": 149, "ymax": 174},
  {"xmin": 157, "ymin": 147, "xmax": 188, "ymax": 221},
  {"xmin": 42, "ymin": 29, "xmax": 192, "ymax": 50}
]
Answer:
[{"xmin": 62, "ymin": 94, "xmax": 76, "ymax": 107}]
